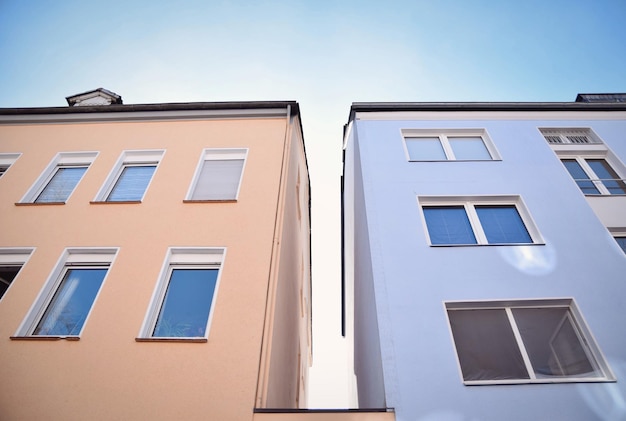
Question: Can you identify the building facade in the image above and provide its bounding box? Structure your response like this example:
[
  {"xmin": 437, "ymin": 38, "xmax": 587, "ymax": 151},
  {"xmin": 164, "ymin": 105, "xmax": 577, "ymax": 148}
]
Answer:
[
  {"xmin": 0, "ymin": 90, "xmax": 312, "ymax": 420},
  {"xmin": 342, "ymin": 96, "xmax": 626, "ymax": 420}
]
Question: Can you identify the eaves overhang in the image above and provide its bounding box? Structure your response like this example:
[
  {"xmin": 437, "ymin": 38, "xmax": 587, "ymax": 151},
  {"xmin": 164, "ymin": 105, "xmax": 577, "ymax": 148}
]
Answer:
[
  {"xmin": 0, "ymin": 101, "xmax": 300, "ymax": 124},
  {"xmin": 348, "ymin": 101, "xmax": 626, "ymax": 124}
]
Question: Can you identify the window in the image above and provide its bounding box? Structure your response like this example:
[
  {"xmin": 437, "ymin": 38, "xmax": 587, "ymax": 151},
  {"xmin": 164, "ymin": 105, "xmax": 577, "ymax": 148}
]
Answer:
[
  {"xmin": 541, "ymin": 128, "xmax": 626, "ymax": 196},
  {"xmin": 185, "ymin": 149, "xmax": 247, "ymax": 201},
  {"xmin": 540, "ymin": 128, "xmax": 602, "ymax": 145},
  {"xmin": 615, "ymin": 237, "xmax": 626, "ymax": 254},
  {"xmin": 14, "ymin": 248, "xmax": 116, "ymax": 338},
  {"xmin": 0, "ymin": 248, "xmax": 33, "ymax": 301},
  {"xmin": 402, "ymin": 129, "xmax": 498, "ymax": 161},
  {"xmin": 419, "ymin": 196, "xmax": 541, "ymax": 246},
  {"xmin": 561, "ymin": 158, "xmax": 626, "ymax": 195},
  {"xmin": 138, "ymin": 248, "xmax": 223, "ymax": 340},
  {"xmin": 446, "ymin": 299, "xmax": 614, "ymax": 385},
  {"xmin": 20, "ymin": 152, "xmax": 97, "ymax": 203},
  {"xmin": 94, "ymin": 150, "xmax": 164, "ymax": 202},
  {"xmin": 608, "ymin": 229, "xmax": 626, "ymax": 255},
  {"xmin": 0, "ymin": 153, "xmax": 21, "ymax": 178}
]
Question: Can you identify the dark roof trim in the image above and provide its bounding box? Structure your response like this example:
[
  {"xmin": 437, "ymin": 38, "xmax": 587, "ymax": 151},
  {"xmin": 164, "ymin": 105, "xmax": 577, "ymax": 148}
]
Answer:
[
  {"xmin": 0, "ymin": 100, "xmax": 300, "ymax": 116},
  {"xmin": 349, "ymin": 101, "xmax": 626, "ymax": 122}
]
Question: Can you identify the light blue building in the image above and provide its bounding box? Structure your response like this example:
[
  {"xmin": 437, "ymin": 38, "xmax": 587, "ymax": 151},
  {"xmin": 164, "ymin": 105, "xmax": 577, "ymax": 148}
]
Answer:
[{"xmin": 342, "ymin": 95, "xmax": 626, "ymax": 420}]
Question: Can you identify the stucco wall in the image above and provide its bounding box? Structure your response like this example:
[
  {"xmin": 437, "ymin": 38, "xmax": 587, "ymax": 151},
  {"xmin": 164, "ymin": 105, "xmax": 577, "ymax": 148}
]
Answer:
[
  {"xmin": 350, "ymin": 112, "xmax": 626, "ymax": 420},
  {"xmin": 345, "ymin": 128, "xmax": 386, "ymax": 408},
  {"xmin": 263, "ymin": 115, "xmax": 312, "ymax": 408},
  {"xmin": 0, "ymin": 116, "xmax": 291, "ymax": 420}
]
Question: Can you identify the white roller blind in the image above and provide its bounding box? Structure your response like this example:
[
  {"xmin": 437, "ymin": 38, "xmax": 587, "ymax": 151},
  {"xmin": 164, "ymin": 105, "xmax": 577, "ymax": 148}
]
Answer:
[{"xmin": 191, "ymin": 159, "xmax": 244, "ymax": 200}]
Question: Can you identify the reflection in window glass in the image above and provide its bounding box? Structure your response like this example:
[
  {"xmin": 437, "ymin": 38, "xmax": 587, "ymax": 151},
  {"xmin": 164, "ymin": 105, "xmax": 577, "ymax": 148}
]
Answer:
[
  {"xmin": 448, "ymin": 136, "xmax": 491, "ymax": 160},
  {"xmin": 561, "ymin": 160, "xmax": 600, "ymax": 194},
  {"xmin": 153, "ymin": 268, "xmax": 218, "ymax": 337},
  {"xmin": 34, "ymin": 268, "xmax": 107, "ymax": 335},
  {"xmin": 587, "ymin": 159, "xmax": 626, "ymax": 194},
  {"xmin": 448, "ymin": 305, "xmax": 607, "ymax": 382},
  {"xmin": 513, "ymin": 308, "xmax": 598, "ymax": 378},
  {"xmin": 406, "ymin": 137, "xmax": 446, "ymax": 161}
]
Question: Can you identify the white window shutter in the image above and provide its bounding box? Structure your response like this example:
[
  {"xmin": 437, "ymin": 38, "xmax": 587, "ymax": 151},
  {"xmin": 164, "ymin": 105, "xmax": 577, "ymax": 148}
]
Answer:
[{"xmin": 192, "ymin": 159, "xmax": 244, "ymax": 200}]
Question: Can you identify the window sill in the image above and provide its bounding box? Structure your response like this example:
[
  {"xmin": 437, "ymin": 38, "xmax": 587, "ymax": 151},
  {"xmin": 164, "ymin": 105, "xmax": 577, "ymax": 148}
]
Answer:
[
  {"xmin": 408, "ymin": 159, "xmax": 501, "ymax": 162},
  {"xmin": 182, "ymin": 199, "xmax": 237, "ymax": 203},
  {"xmin": 10, "ymin": 335, "xmax": 80, "ymax": 341},
  {"xmin": 429, "ymin": 242, "xmax": 545, "ymax": 247},
  {"xmin": 583, "ymin": 194, "xmax": 626, "ymax": 197},
  {"xmin": 15, "ymin": 202, "xmax": 65, "ymax": 206},
  {"xmin": 89, "ymin": 200, "xmax": 142, "ymax": 204},
  {"xmin": 464, "ymin": 377, "xmax": 615, "ymax": 385},
  {"xmin": 135, "ymin": 337, "xmax": 207, "ymax": 343}
]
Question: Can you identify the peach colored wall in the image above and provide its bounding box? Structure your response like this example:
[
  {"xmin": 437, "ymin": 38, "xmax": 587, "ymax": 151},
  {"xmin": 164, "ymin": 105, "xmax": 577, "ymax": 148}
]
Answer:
[
  {"xmin": 0, "ymin": 115, "xmax": 299, "ymax": 420},
  {"xmin": 261, "ymin": 115, "xmax": 312, "ymax": 408}
]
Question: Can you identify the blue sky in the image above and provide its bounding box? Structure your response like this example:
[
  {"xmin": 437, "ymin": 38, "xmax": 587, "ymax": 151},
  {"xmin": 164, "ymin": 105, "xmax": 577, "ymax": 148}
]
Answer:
[
  {"xmin": 1, "ymin": 1, "xmax": 625, "ymax": 108},
  {"xmin": 1, "ymin": 0, "xmax": 625, "ymax": 407}
]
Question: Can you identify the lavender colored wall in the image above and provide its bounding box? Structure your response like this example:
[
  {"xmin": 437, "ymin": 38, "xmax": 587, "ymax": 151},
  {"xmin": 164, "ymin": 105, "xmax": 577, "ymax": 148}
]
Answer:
[{"xmin": 348, "ymin": 112, "xmax": 626, "ymax": 420}]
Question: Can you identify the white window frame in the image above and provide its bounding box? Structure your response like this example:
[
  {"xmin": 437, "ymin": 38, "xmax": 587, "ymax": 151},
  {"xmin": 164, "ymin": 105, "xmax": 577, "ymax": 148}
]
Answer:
[
  {"xmin": 20, "ymin": 152, "xmax": 98, "ymax": 203},
  {"xmin": 445, "ymin": 299, "xmax": 615, "ymax": 385},
  {"xmin": 0, "ymin": 153, "xmax": 21, "ymax": 177},
  {"xmin": 137, "ymin": 247, "xmax": 225, "ymax": 342},
  {"xmin": 401, "ymin": 128, "xmax": 500, "ymax": 161},
  {"xmin": 557, "ymin": 151, "xmax": 626, "ymax": 196},
  {"xmin": 542, "ymin": 128, "xmax": 626, "ymax": 196},
  {"xmin": 0, "ymin": 248, "xmax": 34, "ymax": 302},
  {"xmin": 185, "ymin": 148, "xmax": 248, "ymax": 201},
  {"xmin": 93, "ymin": 150, "xmax": 164, "ymax": 202},
  {"xmin": 13, "ymin": 248, "xmax": 117, "ymax": 339},
  {"xmin": 418, "ymin": 195, "xmax": 543, "ymax": 246}
]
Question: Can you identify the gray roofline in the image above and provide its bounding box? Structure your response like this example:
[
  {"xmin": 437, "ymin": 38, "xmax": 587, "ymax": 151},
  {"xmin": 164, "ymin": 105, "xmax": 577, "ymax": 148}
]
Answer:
[
  {"xmin": 348, "ymin": 101, "xmax": 626, "ymax": 123},
  {"xmin": 0, "ymin": 100, "xmax": 300, "ymax": 116}
]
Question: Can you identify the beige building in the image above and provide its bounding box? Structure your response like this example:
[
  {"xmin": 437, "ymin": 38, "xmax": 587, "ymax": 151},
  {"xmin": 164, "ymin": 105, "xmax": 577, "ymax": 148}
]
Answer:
[{"xmin": 0, "ymin": 89, "xmax": 313, "ymax": 420}]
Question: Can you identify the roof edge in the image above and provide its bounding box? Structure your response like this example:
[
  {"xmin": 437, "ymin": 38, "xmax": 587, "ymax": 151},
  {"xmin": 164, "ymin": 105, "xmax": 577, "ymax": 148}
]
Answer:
[{"xmin": 0, "ymin": 100, "xmax": 300, "ymax": 116}]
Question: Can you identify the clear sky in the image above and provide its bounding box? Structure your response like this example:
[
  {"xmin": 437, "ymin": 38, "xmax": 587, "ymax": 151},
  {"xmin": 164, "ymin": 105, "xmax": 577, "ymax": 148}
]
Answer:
[{"xmin": 1, "ymin": 0, "xmax": 625, "ymax": 408}]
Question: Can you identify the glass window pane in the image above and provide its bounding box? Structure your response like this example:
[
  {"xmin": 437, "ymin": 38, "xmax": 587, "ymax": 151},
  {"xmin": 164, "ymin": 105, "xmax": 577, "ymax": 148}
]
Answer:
[
  {"xmin": 561, "ymin": 160, "xmax": 600, "ymax": 194},
  {"xmin": 587, "ymin": 159, "xmax": 626, "ymax": 194},
  {"xmin": 191, "ymin": 159, "xmax": 244, "ymax": 200},
  {"xmin": 423, "ymin": 206, "xmax": 477, "ymax": 245},
  {"xmin": 512, "ymin": 308, "xmax": 600, "ymax": 378},
  {"xmin": 107, "ymin": 165, "xmax": 156, "ymax": 201},
  {"xmin": 35, "ymin": 166, "xmax": 87, "ymax": 203},
  {"xmin": 0, "ymin": 266, "xmax": 21, "ymax": 300},
  {"xmin": 153, "ymin": 268, "xmax": 218, "ymax": 337},
  {"xmin": 448, "ymin": 136, "xmax": 491, "ymax": 160},
  {"xmin": 615, "ymin": 237, "xmax": 626, "ymax": 254},
  {"xmin": 405, "ymin": 137, "xmax": 447, "ymax": 161},
  {"xmin": 34, "ymin": 268, "xmax": 107, "ymax": 335},
  {"xmin": 448, "ymin": 309, "xmax": 529, "ymax": 381},
  {"xmin": 476, "ymin": 205, "xmax": 532, "ymax": 244}
]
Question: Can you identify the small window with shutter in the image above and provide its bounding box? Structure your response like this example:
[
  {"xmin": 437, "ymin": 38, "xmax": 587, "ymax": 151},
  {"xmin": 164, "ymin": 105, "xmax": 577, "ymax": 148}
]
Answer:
[{"xmin": 185, "ymin": 149, "xmax": 247, "ymax": 201}]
